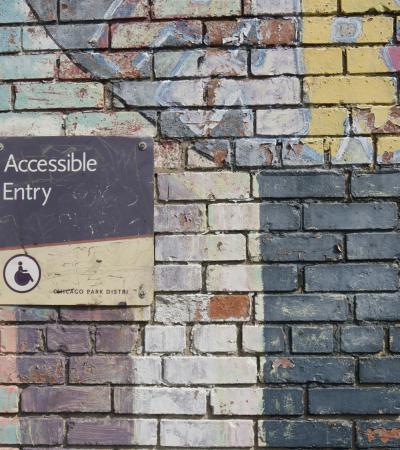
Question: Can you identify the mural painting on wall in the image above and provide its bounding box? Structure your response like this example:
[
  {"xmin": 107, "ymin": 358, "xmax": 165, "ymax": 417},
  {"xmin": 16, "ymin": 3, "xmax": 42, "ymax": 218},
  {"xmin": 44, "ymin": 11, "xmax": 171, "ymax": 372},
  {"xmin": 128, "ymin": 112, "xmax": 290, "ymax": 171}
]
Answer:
[{"xmin": 0, "ymin": 137, "xmax": 154, "ymax": 305}]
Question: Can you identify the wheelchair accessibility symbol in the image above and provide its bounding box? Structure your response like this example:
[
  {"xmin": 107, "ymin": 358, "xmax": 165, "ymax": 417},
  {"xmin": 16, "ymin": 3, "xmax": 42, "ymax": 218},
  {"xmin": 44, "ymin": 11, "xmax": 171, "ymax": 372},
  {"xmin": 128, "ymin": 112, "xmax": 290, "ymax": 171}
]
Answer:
[{"xmin": 3, "ymin": 255, "xmax": 41, "ymax": 293}]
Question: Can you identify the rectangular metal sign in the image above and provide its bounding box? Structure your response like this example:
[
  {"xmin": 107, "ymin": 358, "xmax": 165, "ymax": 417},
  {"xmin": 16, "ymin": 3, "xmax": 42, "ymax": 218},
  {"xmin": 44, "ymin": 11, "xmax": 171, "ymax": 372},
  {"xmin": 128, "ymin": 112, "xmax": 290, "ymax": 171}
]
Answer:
[{"xmin": 0, "ymin": 137, "xmax": 153, "ymax": 306}]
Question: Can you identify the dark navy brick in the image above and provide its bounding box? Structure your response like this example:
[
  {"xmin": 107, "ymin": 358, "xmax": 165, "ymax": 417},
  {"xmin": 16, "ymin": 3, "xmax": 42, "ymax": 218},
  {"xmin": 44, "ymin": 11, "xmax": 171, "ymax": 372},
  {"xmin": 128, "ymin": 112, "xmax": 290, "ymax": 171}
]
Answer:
[
  {"xmin": 352, "ymin": 172, "xmax": 400, "ymax": 198},
  {"xmin": 258, "ymin": 420, "xmax": 352, "ymax": 448},
  {"xmin": 256, "ymin": 294, "xmax": 349, "ymax": 322},
  {"xmin": 357, "ymin": 421, "xmax": 400, "ymax": 448},
  {"xmin": 310, "ymin": 388, "xmax": 400, "ymax": 414},
  {"xmin": 250, "ymin": 233, "xmax": 343, "ymax": 262},
  {"xmin": 360, "ymin": 358, "xmax": 400, "ymax": 383},
  {"xmin": 390, "ymin": 327, "xmax": 400, "ymax": 352},
  {"xmin": 348, "ymin": 233, "xmax": 400, "ymax": 260},
  {"xmin": 341, "ymin": 326, "xmax": 384, "ymax": 353},
  {"xmin": 304, "ymin": 202, "xmax": 397, "ymax": 230},
  {"xmin": 261, "ymin": 356, "xmax": 355, "ymax": 384},
  {"xmin": 291, "ymin": 326, "xmax": 334, "ymax": 354},
  {"xmin": 356, "ymin": 294, "xmax": 400, "ymax": 320},
  {"xmin": 305, "ymin": 264, "xmax": 398, "ymax": 292},
  {"xmin": 254, "ymin": 171, "xmax": 345, "ymax": 199}
]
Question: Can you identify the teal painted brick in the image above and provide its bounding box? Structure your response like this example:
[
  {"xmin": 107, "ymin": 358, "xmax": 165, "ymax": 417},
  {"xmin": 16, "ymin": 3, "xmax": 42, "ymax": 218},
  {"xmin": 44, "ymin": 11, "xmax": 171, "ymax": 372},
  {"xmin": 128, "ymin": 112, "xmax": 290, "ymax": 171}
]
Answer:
[
  {"xmin": 0, "ymin": 386, "xmax": 18, "ymax": 413},
  {"xmin": 0, "ymin": 0, "xmax": 33, "ymax": 23},
  {"xmin": 15, "ymin": 82, "xmax": 104, "ymax": 109},
  {"xmin": 22, "ymin": 26, "xmax": 58, "ymax": 51},
  {"xmin": 0, "ymin": 27, "xmax": 21, "ymax": 53},
  {"xmin": 0, "ymin": 112, "xmax": 64, "ymax": 136},
  {"xmin": 0, "ymin": 54, "xmax": 57, "ymax": 80},
  {"xmin": 0, "ymin": 85, "xmax": 11, "ymax": 111}
]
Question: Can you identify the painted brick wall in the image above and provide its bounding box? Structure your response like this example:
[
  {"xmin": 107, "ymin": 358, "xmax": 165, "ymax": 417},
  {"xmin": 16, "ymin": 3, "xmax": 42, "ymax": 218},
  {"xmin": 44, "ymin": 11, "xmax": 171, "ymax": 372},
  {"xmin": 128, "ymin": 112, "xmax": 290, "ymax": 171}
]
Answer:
[{"xmin": 1, "ymin": 0, "xmax": 400, "ymax": 448}]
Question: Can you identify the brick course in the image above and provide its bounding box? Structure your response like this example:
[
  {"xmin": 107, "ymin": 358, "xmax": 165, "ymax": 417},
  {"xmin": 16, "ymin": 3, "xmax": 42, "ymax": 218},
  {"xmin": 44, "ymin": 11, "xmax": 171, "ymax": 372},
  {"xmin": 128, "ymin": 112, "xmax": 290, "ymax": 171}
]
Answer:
[{"xmin": 1, "ymin": 0, "xmax": 400, "ymax": 448}]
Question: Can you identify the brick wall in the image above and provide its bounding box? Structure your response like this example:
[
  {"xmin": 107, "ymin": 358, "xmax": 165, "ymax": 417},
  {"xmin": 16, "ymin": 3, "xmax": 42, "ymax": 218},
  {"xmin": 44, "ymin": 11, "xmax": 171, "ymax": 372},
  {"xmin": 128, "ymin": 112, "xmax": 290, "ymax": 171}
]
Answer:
[{"xmin": 0, "ymin": 0, "xmax": 400, "ymax": 448}]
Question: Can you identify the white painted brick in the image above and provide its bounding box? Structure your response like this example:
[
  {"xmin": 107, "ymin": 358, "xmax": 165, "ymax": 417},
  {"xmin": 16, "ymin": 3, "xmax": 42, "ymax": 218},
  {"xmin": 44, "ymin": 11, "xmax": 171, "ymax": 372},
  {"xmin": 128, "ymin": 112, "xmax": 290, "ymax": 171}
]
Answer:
[
  {"xmin": 114, "ymin": 80, "xmax": 206, "ymax": 107},
  {"xmin": 155, "ymin": 264, "xmax": 202, "ymax": 292},
  {"xmin": 257, "ymin": 109, "xmax": 310, "ymax": 135},
  {"xmin": 211, "ymin": 387, "xmax": 303, "ymax": 415},
  {"xmin": 242, "ymin": 325, "xmax": 285, "ymax": 353},
  {"xmin": 164, "ymin": 357, "xmax": 257, "ymax": 384},
  {"xmin": 161, "ymin": 419, "xmax": 254, "ymax": 447},
  {"xmin": 154, "ymin": 204, "xmax": 207, "ymax": 233},
  {"xmin": 207, "ymin": 265, "xmax": 298, "ymax": 292},
  {"xmin": 209, "ymin": 77, "xmax": 301, "ymax": 106},
  {"xmin": 252, "ymin": 48, "xmax": 302, "ymax": 76},
  {"xmin": 244, "ymin": 0, "xmax": 301, "ymax": 14},
  {"xmin": 155, "ymin": 234, "xmax": 246, "ymax": 262},
  {"xmin": 192, "ymin": 325, "xmax": 237, "ymax": 353},
  {"xmin": 208, "ymin": 203, "xmax": 301, "ymax": 231},
  {"xmin": 0, "ymin": 112, "xmax": 63, "ymax": 136},
  {"xmin": 115, "ymin": 387, "xmax": 206, "ymax": 415},
  {"xmin": 155, "ymin": 294, "xmax": 252, "ymax": 324},
  {"xmin": 145, "ymin": 326, "xmax": 186, "ymax": 353},
  {"xmin": 158, "ymin": 172, "xmax": 250, "ymax": 201}
]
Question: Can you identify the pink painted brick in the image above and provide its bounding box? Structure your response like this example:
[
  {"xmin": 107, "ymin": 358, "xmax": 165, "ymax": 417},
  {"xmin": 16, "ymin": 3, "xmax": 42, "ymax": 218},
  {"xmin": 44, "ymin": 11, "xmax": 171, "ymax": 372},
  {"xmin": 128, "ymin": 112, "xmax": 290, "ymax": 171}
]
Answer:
[
  {"xmin": 67, "ymin": 419, "xmax": 157, "ymax": 446},
  {"xmin": 96, "ymin": 325, "xmax": 140, "ymax": 353},
  {"xmin": 0, "ymin": 326, "xmax": 43, "ymax": 353},
  {"xmin": 69, "ymin": 356, "xmax": 161, "ymax": 384},
  {"xmin": 47, "ymin": 325, "xmax": 90, "ymax": 353},
  {"xmin": 21, "ymin": 386, "xmax": 111, "ymax": 412},
  {"xmin": 0, "ymin": 356, "xmax": 65, "ymax": 384}
]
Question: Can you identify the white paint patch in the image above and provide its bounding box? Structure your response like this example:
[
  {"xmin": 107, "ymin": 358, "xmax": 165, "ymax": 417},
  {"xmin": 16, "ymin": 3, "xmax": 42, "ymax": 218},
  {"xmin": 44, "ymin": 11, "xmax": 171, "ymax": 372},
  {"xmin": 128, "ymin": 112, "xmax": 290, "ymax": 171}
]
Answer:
[{"xmin": 332, "ymin": 17, "xmax": 363, "ymax": 43}]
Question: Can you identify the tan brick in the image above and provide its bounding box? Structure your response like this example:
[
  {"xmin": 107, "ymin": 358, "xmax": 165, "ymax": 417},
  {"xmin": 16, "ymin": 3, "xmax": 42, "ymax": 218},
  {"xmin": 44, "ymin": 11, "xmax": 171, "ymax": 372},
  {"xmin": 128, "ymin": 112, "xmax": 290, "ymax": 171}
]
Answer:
[{"xmin": 304, "ymin": 76, "xmax": 397, "ymax": 104}]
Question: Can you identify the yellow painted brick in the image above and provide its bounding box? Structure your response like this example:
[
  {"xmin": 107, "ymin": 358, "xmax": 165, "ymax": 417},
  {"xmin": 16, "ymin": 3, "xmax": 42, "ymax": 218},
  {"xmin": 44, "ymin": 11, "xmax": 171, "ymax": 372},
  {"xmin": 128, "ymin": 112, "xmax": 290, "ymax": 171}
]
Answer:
[
  {"xmin": 304, "ymin": 48, "xmax": 343, "ymax": 74},
  {"xmin": 347, "ymin": 47, "xmax": 392, "ymax": 73},
  {"xmin": 341, "ymin": 0, "xmax": 400, "ymax": 12},
  {"xmin": 303, "ymin": 0, "xmax": 337, "ymax": 14},
  {"xmin": 304, "ymin": 76, "xmax": 397, "ymax": 104},
  {"xmin": 377, "ymin": 136, "xmax": 400, "ymax": 152},
  {"xmin": 303, "ymin": 16, "xmax": 393, "ymax": 44},
  {"xmin": 308, "ymin": 107, "xmax": 349, "ymax": 135}
]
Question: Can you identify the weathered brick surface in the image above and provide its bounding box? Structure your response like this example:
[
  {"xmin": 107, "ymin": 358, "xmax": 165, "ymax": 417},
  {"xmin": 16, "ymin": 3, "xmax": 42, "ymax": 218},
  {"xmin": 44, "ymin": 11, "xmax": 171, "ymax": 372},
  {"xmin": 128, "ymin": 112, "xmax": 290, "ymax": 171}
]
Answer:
[
  {"xmin": 4, "ymin": 1, "xmax": 400, "ymax": 448},
  {"xmin": 21, "ymin": 386, "xmax": 111, "ymax": 412}
]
